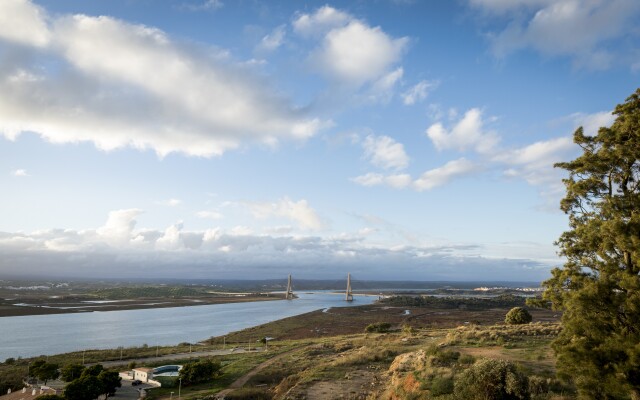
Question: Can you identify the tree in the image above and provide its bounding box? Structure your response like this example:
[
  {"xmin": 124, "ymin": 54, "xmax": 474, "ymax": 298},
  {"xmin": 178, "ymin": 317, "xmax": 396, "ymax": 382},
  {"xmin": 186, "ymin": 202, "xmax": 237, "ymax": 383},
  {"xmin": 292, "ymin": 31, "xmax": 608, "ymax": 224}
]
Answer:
[
  {"xmin": 81, "ymin": 364, "xmax": 104, "ymax": 377},
  {"xmin": 540, "ymin": 88, "xmax": 640, "ymax": 398},
  {"xmin": 97, "ymin": 370, "xmax": 122, "ymax": 398},
  {"xmin": 454, "ymin": 358, "xmax": 529, "ymax": 400},
  {"xmin": 60, "ymin": 364, "xmax": 85, "ymax": 382},
  {"xmin": 179, "ymin": 359, "xmax": 222, "ymax": 385},
  {"xmin": 37, "ymin": 396, "xmax": 64, "ymax": 400},
  {"xmin": 64, "ymin": 375, "xmax": 104, "ymax": 400},
  {"xmin": 505, "ymin": 307, "xmax": 532, "ymax": 325},
  {"xmin": 30, "ymin": 360, "xmax": 59, "ymax": 385}
]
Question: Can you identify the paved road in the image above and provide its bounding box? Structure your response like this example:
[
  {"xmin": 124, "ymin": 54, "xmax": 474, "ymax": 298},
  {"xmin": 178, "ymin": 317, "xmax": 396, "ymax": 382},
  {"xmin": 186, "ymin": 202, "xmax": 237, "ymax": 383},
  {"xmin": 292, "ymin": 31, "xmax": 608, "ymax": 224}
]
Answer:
[{"xmin": 98, "ymin": 347, "xmax": 265, "ymax": 369}]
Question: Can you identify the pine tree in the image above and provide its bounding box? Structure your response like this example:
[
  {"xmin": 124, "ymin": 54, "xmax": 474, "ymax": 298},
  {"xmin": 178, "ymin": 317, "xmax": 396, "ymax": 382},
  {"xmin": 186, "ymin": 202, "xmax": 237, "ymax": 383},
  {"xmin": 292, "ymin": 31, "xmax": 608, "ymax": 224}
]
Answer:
[{"xmin": 541, "ymin": 88, "xmax": 640, "ymax": 399}]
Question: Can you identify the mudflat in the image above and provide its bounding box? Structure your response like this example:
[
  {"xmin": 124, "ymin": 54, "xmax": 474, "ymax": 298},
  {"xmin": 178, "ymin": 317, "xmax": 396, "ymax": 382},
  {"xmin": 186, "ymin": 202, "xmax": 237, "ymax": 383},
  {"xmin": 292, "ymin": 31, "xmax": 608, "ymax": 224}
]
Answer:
[{"xmin": 0, "ymin": 293, "xmax": 284, "ymax": 317}]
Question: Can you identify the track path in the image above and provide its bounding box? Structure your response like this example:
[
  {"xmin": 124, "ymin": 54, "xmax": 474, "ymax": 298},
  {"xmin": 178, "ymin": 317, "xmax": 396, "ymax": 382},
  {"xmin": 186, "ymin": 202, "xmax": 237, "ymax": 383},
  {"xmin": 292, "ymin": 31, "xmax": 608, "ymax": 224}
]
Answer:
[{"xmin": 215, "ymin": 345, "xmax": 311, "ymax": 398}]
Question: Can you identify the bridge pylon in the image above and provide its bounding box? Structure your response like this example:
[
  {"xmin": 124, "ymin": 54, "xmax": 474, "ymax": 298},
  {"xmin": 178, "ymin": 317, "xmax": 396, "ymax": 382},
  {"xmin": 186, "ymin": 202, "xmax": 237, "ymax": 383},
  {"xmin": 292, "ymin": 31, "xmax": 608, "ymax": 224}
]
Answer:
[
  {"xmin": 346, "ymin": 273, "xmax": 353, "ymax": 302},
  {"xmin": 286, "ymin": 274, "xmax": 294, "ymax": 300}
]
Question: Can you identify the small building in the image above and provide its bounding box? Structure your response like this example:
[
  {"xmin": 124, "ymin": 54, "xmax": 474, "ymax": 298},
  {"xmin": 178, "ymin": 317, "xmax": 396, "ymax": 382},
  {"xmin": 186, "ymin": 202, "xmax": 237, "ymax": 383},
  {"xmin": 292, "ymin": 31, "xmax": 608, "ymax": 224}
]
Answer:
[{"xmin": 133, "ymin": 367, "xmax": 153, "ymax": 382}]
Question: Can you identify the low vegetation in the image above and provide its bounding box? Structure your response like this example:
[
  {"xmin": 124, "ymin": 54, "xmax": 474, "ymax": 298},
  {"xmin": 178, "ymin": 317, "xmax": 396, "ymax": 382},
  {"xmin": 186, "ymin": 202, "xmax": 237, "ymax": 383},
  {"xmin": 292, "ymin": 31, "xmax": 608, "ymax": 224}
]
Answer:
[
  {"xmin": 505, "ymin": 307, "xmax": 533, "ymax": 325},
  {"xmin": 380, "ymin": 294, "xmax": 526, "ymax": 309}
]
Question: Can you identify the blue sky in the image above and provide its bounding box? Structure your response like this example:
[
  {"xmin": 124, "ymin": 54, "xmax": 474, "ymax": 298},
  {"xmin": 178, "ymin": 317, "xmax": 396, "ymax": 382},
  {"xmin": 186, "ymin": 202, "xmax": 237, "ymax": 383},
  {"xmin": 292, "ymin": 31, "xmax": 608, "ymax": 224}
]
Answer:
[{"xmin": 0, "ymin": 0, "xmax": 638, "ymax": 281}]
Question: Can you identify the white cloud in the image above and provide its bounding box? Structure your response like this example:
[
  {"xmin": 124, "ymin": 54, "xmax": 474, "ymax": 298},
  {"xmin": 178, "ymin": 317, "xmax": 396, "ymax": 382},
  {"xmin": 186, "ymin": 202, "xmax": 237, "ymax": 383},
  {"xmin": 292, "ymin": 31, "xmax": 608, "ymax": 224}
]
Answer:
[
  {"xmin": 351, "ymin": 172, "xmax": 412, "ymax": 189},
  {"xmin": 156, "ymin": 222, "xmax": 185, "ymax": 250},
  {"xmin": 196, "ymin": 210, "xmax": 223, "ymax": 220},
  {"xmin": 367, "ymin": 67, "xmax": 404, "ymax": 103},
  {"xmin": 244, "ymin": 197, "xmax": 324, "ymax": 230},
  {"xmin": 295, "ymin": 6, "xmax": 408, "ymax": 89},
  {"xmin": 0, "ymin": 209, "xmax": 557, "ymax": 280},
  {"xmin": 158, "ymin": 199, "xmax": 181, "ymax": 207},
  {"xmin": 413, "ymin": 158, "xmax": 477, "ymax": 191},
  {"xmin": 468, "ymin": 0, "xmax": 550, "ymax": 15},
  {"xmin": 351, "ymin": 172, "xmax": 384, "ymax": 187},
  {"xmin": 0, "ymin": 0, "xmax": 50, "ymax": 47},
  {"xmin": 352, "ymin": 159, "xmax": 474, "ymax": 191},
  {"xmin": 312, "ymin": 20, "xmax": 408, "ymax": 87},
  {"xmin": 494, "ymin": 110, "xmax": 614, "ymax": 190},
  {"xmin": 181, "ymin": 0, "xmax": 224, "ymax": 12},
  {"xmin": 96, "ymin": 209, "xmax": 143, "ymax": 246},
  {"xmin": 426, "ymin": 108, "xmax": 499, "ymax": 154},
  {"xmin": 0, "ymin": 1, "xmax": 324, "ymax": 157},
  {"xmin": 256, "ymin": 25, "xmax": 286, "ymax": 52},
  {"xmin": 12, "ymin": 169, "xmax": 29, "ymax": 177},
  {"xmin": 292, "ymin": 6, "xmax": 351, "ymax": 37},
  {"xmin": 471, "ymin": 0, "xmax": 640, "ymax": 69},
  {"xmin": 402, "ymin": 80, "xmax": 436, "ymax": 105},
  {"xmin": 570, "ymin": 110, "xmax": 615, "ymax": 136},
  {"xmin": 0, "ymin": 223, "xmax": 557, "ymax": 281},
  {"xmin": 362, "ymin": 134, "xmax": 409, "ymax": 170}
]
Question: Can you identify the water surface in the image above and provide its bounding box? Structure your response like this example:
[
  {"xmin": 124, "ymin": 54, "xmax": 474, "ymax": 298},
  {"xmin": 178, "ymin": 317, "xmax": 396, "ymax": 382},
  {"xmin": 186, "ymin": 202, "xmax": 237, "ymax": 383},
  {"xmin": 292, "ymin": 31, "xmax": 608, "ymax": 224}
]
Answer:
[{"xmin": 0, "ymin": 292, "xmax": 375, "ymax": 360}]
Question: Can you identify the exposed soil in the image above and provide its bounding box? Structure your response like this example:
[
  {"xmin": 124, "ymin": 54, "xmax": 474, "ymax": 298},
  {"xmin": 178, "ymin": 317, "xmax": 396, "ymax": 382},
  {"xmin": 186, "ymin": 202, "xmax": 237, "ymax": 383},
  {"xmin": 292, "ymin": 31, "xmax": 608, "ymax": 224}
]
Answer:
[{"xmin": 210, "ymin": 304, "xmax": 560, "ymax": 343}]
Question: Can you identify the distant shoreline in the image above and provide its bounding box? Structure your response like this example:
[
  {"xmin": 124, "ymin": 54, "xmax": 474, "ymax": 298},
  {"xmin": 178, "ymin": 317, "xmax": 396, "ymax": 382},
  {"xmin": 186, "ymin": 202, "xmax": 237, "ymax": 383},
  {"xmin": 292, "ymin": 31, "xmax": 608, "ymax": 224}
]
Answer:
[{"xmin": 0, "ymin": 294, "xmax": 284, "ymax": 318}]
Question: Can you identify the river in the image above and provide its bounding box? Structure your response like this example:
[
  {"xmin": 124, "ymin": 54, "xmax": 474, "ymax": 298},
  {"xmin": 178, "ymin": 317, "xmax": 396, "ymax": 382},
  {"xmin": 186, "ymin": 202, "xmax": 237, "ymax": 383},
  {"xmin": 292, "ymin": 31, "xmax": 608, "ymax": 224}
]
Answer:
[{"xmin": 0, "ymin": 292, "xmax": 376, "ymax": 360}]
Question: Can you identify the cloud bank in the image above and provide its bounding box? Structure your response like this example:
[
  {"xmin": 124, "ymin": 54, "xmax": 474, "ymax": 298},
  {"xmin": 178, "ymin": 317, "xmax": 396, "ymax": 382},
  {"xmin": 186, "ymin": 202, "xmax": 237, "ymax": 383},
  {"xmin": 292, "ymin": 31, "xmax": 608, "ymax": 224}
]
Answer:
[
  {"xmin": 0, "ymin": 209, "xmax": 557, "ymax": 281},
  {"xmin": 0, "ymin": 0, "xmax": 324, "ymax": 157},
  {"xmin": 470, "ymin": 0, "xmax": 640, "ymax": 69}
]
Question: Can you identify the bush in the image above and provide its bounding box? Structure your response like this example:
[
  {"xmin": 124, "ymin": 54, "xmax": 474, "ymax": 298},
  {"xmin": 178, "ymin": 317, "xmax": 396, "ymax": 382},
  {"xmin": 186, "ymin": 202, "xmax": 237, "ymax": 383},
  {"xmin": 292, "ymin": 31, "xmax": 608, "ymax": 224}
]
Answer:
[
  {"xmin": 454, "ymin": 358, "xmax": 529, "ymax": 400},
  {"xmin": 528, "ymin": 375, "xmax": 549, "ymax": 397},
  {"xmin": 431, "ymin": 376, "xmax": 454, "ymax": 396},
  {"xmin": 458, "ymin": 354, "xmax": 476, "ymax": 365},
  {"xmin": 430, "ymin": 350, "xmax": 460, "ymax": 367},
  {"xmin": 179, "ymin": 359, "xmax": 222, "ymax": 385},
  {"xmin": 505, "ymin": 307, "xmax": 532, "ymax": 325},
  {"xmin": 365, "ymin": 322, "xmax": 392, "ymax": 333}
]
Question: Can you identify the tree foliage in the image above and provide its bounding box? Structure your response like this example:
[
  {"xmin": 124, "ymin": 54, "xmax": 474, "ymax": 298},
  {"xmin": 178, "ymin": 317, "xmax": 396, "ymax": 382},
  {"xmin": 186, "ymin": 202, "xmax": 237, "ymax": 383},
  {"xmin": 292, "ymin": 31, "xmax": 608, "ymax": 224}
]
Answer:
[
  {"xmin": 541, "ymin": 88, "xmax": 640, "ymax": 399},
  {"xmin": 64, "ymin": 375, "xmax": 104, "ymax": 400},
  {"xmin": 60, "ymin": 364, "xmax": 85, "ymax": 382},
  {"xmin": 505, "ymin": 307, "xmax": 532, "ymax": 325},
  {"xmin": 454, "ymin": 358, "xmax": 529, "ymax": 400},
  {"xmin": 97, "ymin": 370, "xmax": 122, "ymax": 397},
  {"xmin": 381, "ymin": 294, "xmax": 525, "ymax": 309},
  {"xmin": 30, "ymin": 360, "xmax": 59, "ymax": 384},
  {"xmin": 63, "ymin": 364, "xmax": 121, "ymax": 399},
  {"xmin": 179, "ymin": 359, "xmax": 222, "ymax": 385}
]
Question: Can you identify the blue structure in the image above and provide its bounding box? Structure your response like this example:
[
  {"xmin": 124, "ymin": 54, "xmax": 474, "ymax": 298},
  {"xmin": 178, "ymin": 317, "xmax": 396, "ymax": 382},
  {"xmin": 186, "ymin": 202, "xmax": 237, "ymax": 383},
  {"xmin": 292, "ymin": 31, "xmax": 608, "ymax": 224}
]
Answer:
[{"xmin": 152, "ymin": 365, "xmax": 182, "ymax": 377}]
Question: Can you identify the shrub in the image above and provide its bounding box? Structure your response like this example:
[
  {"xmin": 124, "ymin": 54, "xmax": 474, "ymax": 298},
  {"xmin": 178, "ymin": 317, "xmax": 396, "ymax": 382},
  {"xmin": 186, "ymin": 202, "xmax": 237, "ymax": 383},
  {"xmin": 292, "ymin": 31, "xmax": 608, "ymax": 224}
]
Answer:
[
  {"xmin": 430, "ymin": 350, "xmax": 460, "ymax": 367},
  {"xmin": 458, "ymin": 354, "xmax": 476, "ymax": 365},
  {"xmin": 528, "ymin": 375, "xmax": 549, "ymax": 397},
  {"xmin": 505, "ymin": 307, "xmax": 532, "ymax": 325},
  {"xmin": 179, "ymin": 359, "xmax": 222, "ymax": 385},
  {"xmin": 365, "ymin": 322, "xmax": 392, "ymax": 333},
  {"xmin": 454, "ymin": 358, "xmax": 529, "ymax": 400},
  {"xmin": 431, "ymin": 376, "xmax": 454, "ymax": 396}
]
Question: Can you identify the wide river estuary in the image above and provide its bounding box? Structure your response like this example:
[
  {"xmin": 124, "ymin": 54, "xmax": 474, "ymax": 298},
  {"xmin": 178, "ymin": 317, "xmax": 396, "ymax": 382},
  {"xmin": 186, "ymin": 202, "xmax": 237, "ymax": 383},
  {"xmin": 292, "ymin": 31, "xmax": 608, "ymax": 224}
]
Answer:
[{"xmin": 0, "ymin": 292, "xmax": 376, "ymax": 360}]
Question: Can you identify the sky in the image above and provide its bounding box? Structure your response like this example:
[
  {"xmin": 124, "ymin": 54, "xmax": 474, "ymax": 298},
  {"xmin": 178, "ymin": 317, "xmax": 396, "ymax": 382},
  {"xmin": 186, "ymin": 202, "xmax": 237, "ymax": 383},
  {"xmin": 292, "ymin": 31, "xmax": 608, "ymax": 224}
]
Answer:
[{"xmin": 0, "ymin": 0, "xmax": 639, "ymax": 281}]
